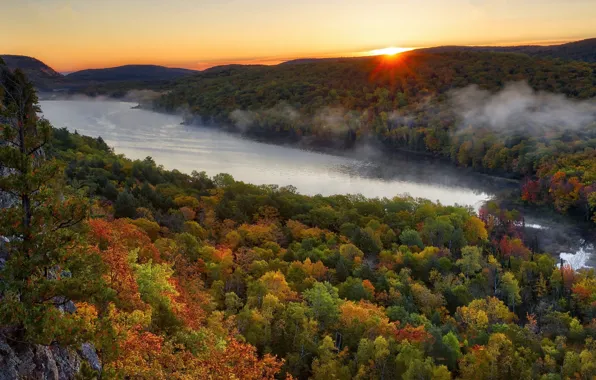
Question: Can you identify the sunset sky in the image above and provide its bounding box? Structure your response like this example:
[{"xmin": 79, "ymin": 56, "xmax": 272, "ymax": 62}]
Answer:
[{"xmin": 2, "ymin": 0, "xmax": 595, "ymax": 72}]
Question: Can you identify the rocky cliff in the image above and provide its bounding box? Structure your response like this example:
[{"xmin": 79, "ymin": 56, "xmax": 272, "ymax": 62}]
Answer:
[{"xmin": 0, "ymin": 339, "xmax": 101, "ymax": 380}]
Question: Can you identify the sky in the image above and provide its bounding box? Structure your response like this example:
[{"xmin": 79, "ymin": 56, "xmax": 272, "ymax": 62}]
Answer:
[{"xmin": 1, "ymin": 0, "xmax": 595, "ymax": 72}]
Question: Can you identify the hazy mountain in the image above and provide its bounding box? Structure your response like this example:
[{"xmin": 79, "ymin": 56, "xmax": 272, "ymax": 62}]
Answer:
[
  {"xmin": 0, "ymin": 55, "xmax": 64, "ymax": 90},
  {"xmin": 66, "ymin": 65, "xmax": 199, "ymax": 82},
  {"xmin": 418, "ymin": 38, "xmax": 596, "ymax": 62}
]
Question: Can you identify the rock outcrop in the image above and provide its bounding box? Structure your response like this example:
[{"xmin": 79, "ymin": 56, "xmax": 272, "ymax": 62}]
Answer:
[
  {"xmin": 0, "ymin": 338, "xmax": 78, "ymax": 380},
  {"xmin": 0, "ymin": 337, "xmax": 102, "ymax": 380}
]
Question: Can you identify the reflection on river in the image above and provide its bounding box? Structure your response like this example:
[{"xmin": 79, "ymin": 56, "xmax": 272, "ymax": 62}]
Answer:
[{"xmin": 39, "ymin": 100, "xmax": 594, "ymax": 268}]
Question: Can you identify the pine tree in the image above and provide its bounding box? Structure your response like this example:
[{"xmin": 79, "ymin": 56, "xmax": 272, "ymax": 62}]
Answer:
[{"xmin": 0, "ymin": 61, "xmax": 107, "ymax": 344}]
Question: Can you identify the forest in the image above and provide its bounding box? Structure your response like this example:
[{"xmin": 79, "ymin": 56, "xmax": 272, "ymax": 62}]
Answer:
[
  {"xmin": 151, "ymin": 51, "xmax": 596, "ymax": 224},
  {"xmin": 1, "ymin": 58, "xmax": 596, "ymax": 379}
]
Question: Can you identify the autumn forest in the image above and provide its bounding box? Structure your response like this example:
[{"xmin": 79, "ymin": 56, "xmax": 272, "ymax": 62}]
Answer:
[{"xmin": 1, "ymin": 46, "xmax": 596, "ymax": 380}]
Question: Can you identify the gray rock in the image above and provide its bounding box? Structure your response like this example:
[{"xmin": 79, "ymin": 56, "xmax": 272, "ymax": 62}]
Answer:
[
  {"xmin": 0, "ymin": 336, "xmax": 102, "ymax": 380},
  {"xmin": 80, "ymin": 343, "xmax": 102, "ymax": 373},
  {"xmin": 49, "ymin": 344, "xmax": 81, "ymax": 380},
  {"xmin": 0, "ymin": 338, "xmax": 21, "ymax": 380}
]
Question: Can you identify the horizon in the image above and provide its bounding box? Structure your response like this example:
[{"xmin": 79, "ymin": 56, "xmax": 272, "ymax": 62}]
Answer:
[
  {"xmin": 2, "ymin": 0, "xmax": 595, "ymax": 72},
  {"xmin": 4, "ymin": 36, "xmax": 590, "ymax": 74}
]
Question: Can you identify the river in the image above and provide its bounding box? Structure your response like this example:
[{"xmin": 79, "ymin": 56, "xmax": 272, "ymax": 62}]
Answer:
[{"xmin": 39, "ymin": 99, "xmax": 595, "ymax": 268}]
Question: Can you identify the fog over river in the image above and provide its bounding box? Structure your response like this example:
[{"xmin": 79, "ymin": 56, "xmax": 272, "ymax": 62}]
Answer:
[{"xmin": 40, "ymin": 100, "xmax": 595, "ymax": 268}]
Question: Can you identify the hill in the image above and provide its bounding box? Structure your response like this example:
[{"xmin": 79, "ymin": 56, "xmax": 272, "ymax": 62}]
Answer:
[
  {"xmin": 419, "ymin": 38, "xmax": 596, "ymax": 62},
  {"xmin": 0, "ymin": 56, "xmax": 200, "ymax": 92},
  {"xmin": 155, "ymin": 49, "xmax": 596, "ymax": 125},
  {"xmin": 66, "ymin": 64, "xmax": 199, "ymax": 82},
  {"xmin": 3, "ymin": 43, "xmax": 596, "ymax": 380},
  {"xmin": 4, "ymin": 65, "xmax": 596, "ymax": 377},
  {"xmin": 153, "ymin": 49, "xmax": 596, "ymax": 223},
  {"xmin": 0, "ymin": 55, "xmax": 64, "ymax": 90}
]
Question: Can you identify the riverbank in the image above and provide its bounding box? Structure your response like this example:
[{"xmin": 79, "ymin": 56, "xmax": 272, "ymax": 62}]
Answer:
[{"xmin": 162, "ymin": 106, "xmax": 522, "ymax": 186}]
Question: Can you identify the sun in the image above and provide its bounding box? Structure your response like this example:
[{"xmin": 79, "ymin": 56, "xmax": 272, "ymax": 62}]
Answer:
[{"xmin": 368, "ymin": 47, "xmax": 413, "ymax": 56}]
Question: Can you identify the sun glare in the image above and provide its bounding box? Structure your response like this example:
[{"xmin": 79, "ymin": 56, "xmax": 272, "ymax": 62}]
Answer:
[{"xmin": 368, "ymin": 47, "xmax": 413, "ymax": 56}]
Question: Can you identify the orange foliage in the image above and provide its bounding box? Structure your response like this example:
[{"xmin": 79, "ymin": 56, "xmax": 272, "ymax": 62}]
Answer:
[
  {"xmin": 499, "ymin": 236, "xmax": 530, "ymax": 259},
  {"xmin": 90, "ymin": 218, "xmax": 160, "ymax": 263},
  {"xmin": 362, "ymin": 279, "xmax": 375, "ymax": 297},
  {"xmin": 194, "ymin": 338, "xmax": 285, "ymax": 380},
  {"xmin": 339, "ymin": 300, "xmax": 397, "ymax": 338},
  {"xmin": 180, "ymin": 206, "xmax": 197, "ymax": 221},
  {"xmin": 286, "ymin": 220, "xmax": 309, "ymax": 240},
  {"xmin": 170, "ymin": 277, "xmax": 209, "ymax": 330},
  {"xmin": 521, "ymin": 179, "xmax": 541, "ymax": 203},
  {"xmin": 561, "ymin": 264, "xmax": 576, "ymax": 291},
  {"xmin": 572, "ymin": 284, "xmax": 592, "ymax": 302},
  {"xmin": 393, "ymin": 324, "xmax": 432, "ymax": 343},
  {"xmin": 239, "ymin": 223, "xmax": 281, "ymax": 246},
  {"xmin": 292, "ymin": 258, "xmax": 328, "ymax": 281},
  {"xmin": 88, "ymin": 219, "xmax": 145, "ymax": 310},
  {"xmin": 111, "ymin": 329, "xmax": 165, "ymax": 377},
  {"xmin": 549, "ymin": 171, "xmax": 584, "ymax": 212},
  {"xmin": 105, "ymin": 304, "xmax": 284, "ymax": 379},
  {"xmin": 258, "ymin": 271, "xmax": 297, "ymax": 302}
]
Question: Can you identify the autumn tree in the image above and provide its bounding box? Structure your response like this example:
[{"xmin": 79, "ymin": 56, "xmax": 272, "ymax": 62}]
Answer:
[{"xmin": 457, "ymin": 245, "xmax": 483, "ymax": 279}]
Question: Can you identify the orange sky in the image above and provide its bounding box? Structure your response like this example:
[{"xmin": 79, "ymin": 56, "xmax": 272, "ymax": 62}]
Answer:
[{"xmin": 1, "ymin": 0, "xmax": 594, "ymax": 72}]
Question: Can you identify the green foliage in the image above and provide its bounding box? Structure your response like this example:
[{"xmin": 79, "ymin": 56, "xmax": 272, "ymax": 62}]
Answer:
[
  {"xmin": 114, "ymin": 190, "xmax": 137, "ymax": 218},
  {"xmin": 304, "ymin": 282, "xmax": 341, "ymax": 328},
  {"xmin": 35, "ymin": 122, "xmax": 596, "ymax": 379},
  {"xmin": 147, "ymin": 51, "xmax": 596, "ymax": 223},
  {"xmin": 457, "ymin": 246, "xmax": 483, "ymax": 278},
  {"xmin": 4, "ymin": 64, "xmax": 596, "ymax": 379},
  {"xmin": 399, "ymin": 229, "xmax": 424, "ymax": 248},
  {"xmin": 0, "ymin": 62, "xmax": 108, "ymax": 345}
]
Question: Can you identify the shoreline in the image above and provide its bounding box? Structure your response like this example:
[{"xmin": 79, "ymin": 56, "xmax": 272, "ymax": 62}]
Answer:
[
  {"xmin": 39, "ymin": 98, "xmax": 595, "ymax": 268},
  {"xmin": 165, "ymin": 108, "xmax": 522, "ymax": 186}
]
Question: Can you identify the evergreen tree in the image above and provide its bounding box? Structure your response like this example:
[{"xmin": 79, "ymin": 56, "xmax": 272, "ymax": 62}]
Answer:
[
  {"xmin": 0, "ymin": 61, "xmax": 106, "ymax": 344},
  {"xmin": 114, "ymin": 190, "xmax": 137, "ymax": 218}
]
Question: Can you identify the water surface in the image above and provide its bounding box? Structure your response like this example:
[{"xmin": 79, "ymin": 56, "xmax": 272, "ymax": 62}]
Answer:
[
  {"xmin": 40, "ymin": 100, "xmax": 496, "ymax": 206},
  {"xmin": 40, "ymin": 100, "xmax": 594, "ymax": 268}
]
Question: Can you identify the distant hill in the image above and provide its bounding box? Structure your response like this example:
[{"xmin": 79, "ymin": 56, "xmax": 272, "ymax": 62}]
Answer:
[
  {"xmin": 418, "ymin": 38, "xmax": 596, "ymax": 62},
  {"xmin": 0, "ymin": 55, "xmax": 64, "ymax": 90},
  {"xmin": 0, "ymin": 57, "xmax": 200, "ymax": 92},
  {"xmin": 66, "ymin": 65, "xmax": 199, "ymax": 82},
  {"xmin": 280, "ymin": 57, "xmax": 369, "ymax": 65},
  {"xmin": 154, "ymin": 49, "xmax": 596, "ymax": 126}
]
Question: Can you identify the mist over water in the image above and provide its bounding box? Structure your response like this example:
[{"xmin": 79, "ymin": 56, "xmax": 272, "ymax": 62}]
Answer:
[
  {"xmin": 39, "ymin": 99, "xmax": 595, "ymax": 268},
  {"xmin": 451, "ymin": 81, "xmax": 596, "ymax": 132},
  {"xmin": 40, "ymin": 99, "xmax": 494, "ymax": 206}
]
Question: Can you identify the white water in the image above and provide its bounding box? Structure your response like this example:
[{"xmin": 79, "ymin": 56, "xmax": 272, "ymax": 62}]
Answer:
[{"xmin": 560, "ymin": 244, "xmax": 594, "ymax": 269}]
